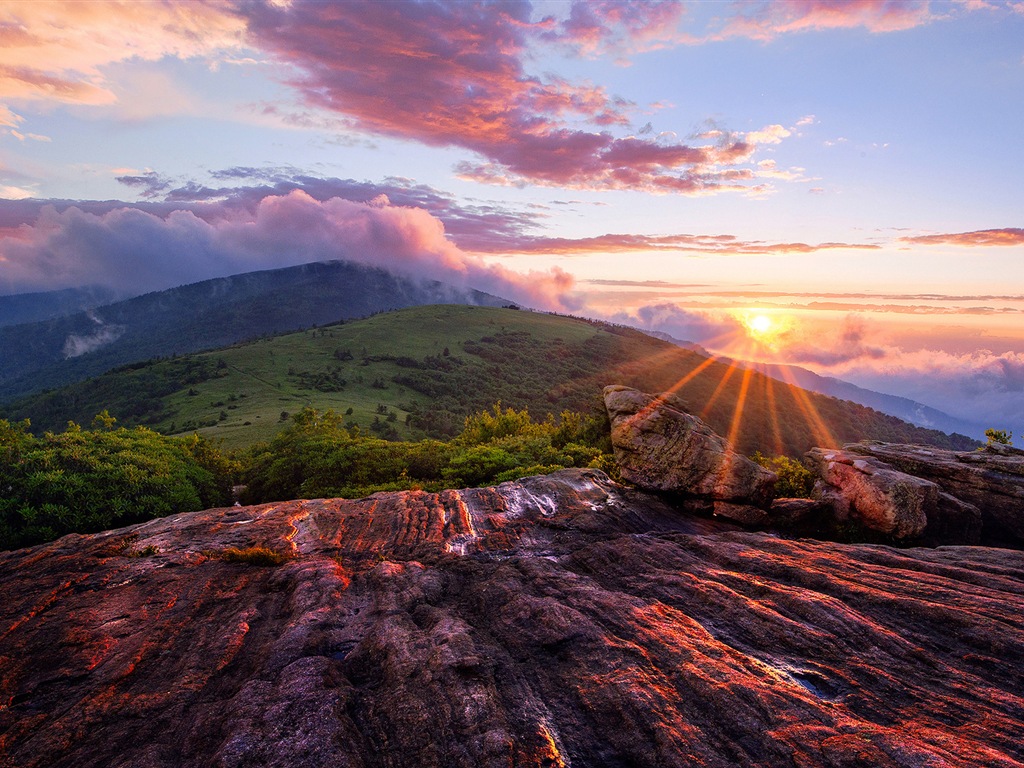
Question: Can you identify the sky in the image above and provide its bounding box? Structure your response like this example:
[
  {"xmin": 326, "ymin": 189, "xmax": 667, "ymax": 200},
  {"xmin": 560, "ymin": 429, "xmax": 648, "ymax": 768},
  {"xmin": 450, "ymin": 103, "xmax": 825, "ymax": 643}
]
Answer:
[{"xmin": 0, "ymin": 0, "xmax": 1022, "ymax": 433}]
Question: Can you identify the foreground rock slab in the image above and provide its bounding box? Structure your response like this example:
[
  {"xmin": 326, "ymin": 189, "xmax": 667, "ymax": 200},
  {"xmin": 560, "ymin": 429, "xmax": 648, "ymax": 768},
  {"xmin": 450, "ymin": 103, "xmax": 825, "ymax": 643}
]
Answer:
[
  {"xmin": 604, "ymin": 385, "xmax": 776, "ymax": 522},
  {"xmin": 2, "ymin": 469, "xmax": 1023, "ymax": 767}
]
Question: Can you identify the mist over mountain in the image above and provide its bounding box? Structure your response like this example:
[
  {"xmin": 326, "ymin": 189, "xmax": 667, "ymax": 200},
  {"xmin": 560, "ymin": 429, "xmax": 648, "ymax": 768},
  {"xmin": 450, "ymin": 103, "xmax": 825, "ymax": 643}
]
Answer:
[
  {"xmin": 0, "ymin": 261, "xmax": 507, "ymax": 402},
  {"xmin": 0, "ymin": 286, "xmax": 121, "ymax": 328}
]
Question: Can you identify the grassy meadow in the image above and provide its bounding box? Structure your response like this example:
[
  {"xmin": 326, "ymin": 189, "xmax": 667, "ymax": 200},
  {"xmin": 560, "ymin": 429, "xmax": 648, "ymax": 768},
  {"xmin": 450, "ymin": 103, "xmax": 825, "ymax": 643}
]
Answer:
[{"xmin": 3, "ymin": 304, "xmax": 978, "ymax": 456}]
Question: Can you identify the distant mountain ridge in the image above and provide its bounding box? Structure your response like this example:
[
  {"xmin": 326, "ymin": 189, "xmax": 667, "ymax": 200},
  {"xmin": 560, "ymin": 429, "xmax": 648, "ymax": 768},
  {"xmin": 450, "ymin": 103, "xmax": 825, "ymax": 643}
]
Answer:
[
  {"xmin": 0, "ymin": 285, "xmax": 121, "ymax": 327},
  {"xmin": 743, "ymin": 361, "xmax": 984, "ymax": 441},
  {"xmin": 646, "ymin": 330, "xmax": 981, "ymax": 441},
  {"xmin": 0, "ymin": 261, "xmax": 508, "ymax": 401},
  {"xmin": 3, "ymin": 304, "xmax": 979, "ymax": 456}
]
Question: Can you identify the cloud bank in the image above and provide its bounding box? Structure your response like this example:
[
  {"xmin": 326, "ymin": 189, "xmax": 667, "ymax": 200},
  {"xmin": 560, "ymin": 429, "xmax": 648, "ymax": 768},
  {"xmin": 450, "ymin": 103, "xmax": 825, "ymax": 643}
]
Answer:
[
  {"xmin": 5, "ymin": 1, "xmax": 998, "ymax": 194},
  {"xmin": 0, "ymin": 190, "xmax": 576, "ymax": 311},
  {"xmin": 831, "ymin": 347, "xmax": 1024, "ymax": 433},
  {"xmin": 759, "ymin": 314, "xmax": 1024, "ymax": 433}
]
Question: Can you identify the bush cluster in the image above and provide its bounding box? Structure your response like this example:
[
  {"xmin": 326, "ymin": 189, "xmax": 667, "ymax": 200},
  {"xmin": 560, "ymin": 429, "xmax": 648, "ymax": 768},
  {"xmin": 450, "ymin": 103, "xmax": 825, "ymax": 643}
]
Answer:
[
  {"xmin": 238, "ymin": 403, "xmax": 611, "ymax": 504},
  {"xmin": 751, "ymin": 451, "xmax": 815, "ymax": 498},
  {"xmin": 0, "ymin": 413, "xmax": 237, "ymax": 550}
]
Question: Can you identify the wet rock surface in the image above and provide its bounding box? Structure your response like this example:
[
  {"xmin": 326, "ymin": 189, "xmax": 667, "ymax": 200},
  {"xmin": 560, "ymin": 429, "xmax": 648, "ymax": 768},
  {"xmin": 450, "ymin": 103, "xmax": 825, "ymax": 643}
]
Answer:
[{"xmin": 2, "ymin": 468, "xmax": 1023, "ymax": 767}]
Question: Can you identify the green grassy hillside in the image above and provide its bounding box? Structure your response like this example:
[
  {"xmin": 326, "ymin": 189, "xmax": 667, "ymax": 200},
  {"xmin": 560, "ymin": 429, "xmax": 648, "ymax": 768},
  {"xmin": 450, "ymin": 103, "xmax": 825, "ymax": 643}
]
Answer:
[
  {"xmin": 3, "ymin": 305, "xmax": 978, "ymax": 456},
  {"xmin": 0, "ymin": 260, "xmax": 506, "ymax": 400}
]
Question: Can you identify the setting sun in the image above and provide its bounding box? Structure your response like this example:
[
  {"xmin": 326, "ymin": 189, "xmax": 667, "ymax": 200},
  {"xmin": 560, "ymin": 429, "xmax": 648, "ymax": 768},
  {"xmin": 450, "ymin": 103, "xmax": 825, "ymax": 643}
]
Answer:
[
  {"xmin": 749, "ymin": 314, "xmax": 773, "ymax": 336},
  {"xmin": 740, "ymin": 312, "xmax": 783, "ymax": 345}
]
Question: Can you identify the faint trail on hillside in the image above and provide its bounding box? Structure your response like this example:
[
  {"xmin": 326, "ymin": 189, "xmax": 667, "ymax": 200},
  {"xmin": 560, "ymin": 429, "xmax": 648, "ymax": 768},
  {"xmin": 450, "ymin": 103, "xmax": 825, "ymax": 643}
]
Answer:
[{"xmin": 228, "ymin": 364, "xmax": 284, "ymax": 392}]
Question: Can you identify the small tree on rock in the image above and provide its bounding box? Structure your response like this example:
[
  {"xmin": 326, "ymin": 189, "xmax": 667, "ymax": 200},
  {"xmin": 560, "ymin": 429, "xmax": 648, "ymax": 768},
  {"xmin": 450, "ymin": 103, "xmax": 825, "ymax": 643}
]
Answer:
[{"xmin": 985, "ymin": 428, "xmax": 1012, "ymax": 446}]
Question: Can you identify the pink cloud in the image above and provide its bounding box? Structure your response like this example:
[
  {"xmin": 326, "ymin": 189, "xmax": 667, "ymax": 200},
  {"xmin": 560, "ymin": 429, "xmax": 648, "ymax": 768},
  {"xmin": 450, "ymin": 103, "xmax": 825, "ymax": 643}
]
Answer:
[
  {"xmin": 900, "ymin": 228, "xmax": 1024, "ymax": 247},
  {"xmin": 548, "ymin": 1, "xmax": 691, "ymax": 58},
  {"xmin": 745, "ymin": 124, "xmax": 791, "ymax": 145},
  {"xmin": 2, "ymin": 2, "xmax": 829, "ymax": 194},
  {"xmin": 0, "ymin": 191, "xmax": 577, "ymax": 311},
  {"xmin": 0, "ymin": 1, "xmax": 245, "ymax": 105},
  {"xmin": 467, "ymin": 230, "xmax": 880, "ymax": 256},
  {"xmin": 242, "ymin": 1, "xmax": 779, "ymax": 194},
  {"xmin": 712, "ymin": 1, "xmax": 935, "ymax": 41},
  {"xmin": 1, "ymin": 171, "xmax": 557, "ymax": 258},
  {"xmin": 607, "ymin": 302, "xmax": 744, "ymax": 347},
  {"xmin": 0, "ymin": 105, "xmax": 21, "ymax": 128}
]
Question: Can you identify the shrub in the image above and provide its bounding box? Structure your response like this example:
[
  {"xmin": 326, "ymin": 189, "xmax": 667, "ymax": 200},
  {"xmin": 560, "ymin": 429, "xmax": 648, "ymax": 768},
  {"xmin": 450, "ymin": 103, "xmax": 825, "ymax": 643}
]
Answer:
[
  {"xmin": 0, "ymin": 418, "xmax": 237, "ymax": 550},
  {"xmin": 238, "ymin": 404, "xmax": 614, "ymax": 503},
  {"xmin": 457, "ymin": 402, "xmax": 548, "ymax": 444},
  {"xmin": 751, "ymin": 452, "xmax": 815, "ymax": 498},
  {"xmin": 219, "ymin": 546, "xmax": 290, "ymax": 566},
  {"xmin": 985, "ymin": 428, "xmax": 1013, "ymax": 446}
]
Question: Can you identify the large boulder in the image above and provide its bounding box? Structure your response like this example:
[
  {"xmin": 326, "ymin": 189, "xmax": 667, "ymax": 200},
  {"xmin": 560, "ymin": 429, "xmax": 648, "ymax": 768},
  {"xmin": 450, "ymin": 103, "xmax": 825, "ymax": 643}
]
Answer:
[
  {"xmin": 806, "ymin": 447, "xmax": 983, "ymax": 542},
  {"xmin": 603, "ymin": 385, "xmax": 776, "ymax": 522},
  {"xmin": 846, "ymin": 442, "xmax": 1024, "ymax": 546}
]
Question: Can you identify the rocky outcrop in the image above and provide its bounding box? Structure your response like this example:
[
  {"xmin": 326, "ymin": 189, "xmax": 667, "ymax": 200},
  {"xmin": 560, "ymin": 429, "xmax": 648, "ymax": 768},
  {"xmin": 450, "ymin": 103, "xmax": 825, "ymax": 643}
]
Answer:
[
  {"xmin": 805, "ymin": 448, "xmax": 981, "ymax": 541},
  {"xmin": 604, "ymin": 385, "xmax": 776, "ymax": 523},
  {"xmin": 2, "ymin": 468, "xmax": 1024, "ymax": 767},
  {"xmin": 845, "ymin": 442, "xmax": 1024, "ymax": 545},
  {"xmin": 599, "ymin": 386, "xmax": 1008, "ymax": 546}
]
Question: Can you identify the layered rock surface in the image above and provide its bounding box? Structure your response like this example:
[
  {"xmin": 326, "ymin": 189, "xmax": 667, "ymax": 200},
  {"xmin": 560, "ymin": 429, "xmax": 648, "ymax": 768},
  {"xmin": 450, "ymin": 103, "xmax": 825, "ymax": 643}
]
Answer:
[
  {"xmin": 602, "ymin": 385, "xmax": 1020, "ymax": 546},
  {"xmin": 805, "ymin": 448, "xmax": 983, "ymax": 542},
  {"xmin": 2, "ymin": 469, "xmax": 1023, "ymax": 767}
]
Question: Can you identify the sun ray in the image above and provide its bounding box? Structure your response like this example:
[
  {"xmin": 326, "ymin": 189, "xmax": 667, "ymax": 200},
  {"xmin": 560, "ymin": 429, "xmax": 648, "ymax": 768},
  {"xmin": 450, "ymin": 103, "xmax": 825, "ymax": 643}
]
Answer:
[
  {"xmin": 726, "ymin": 365, "xmax": 754, "ymax": 448},
  {"xmin": 622, "ymin": 325, "xmax": 839, "ymax": 458},
  {"xmin": 666, "ymin": 354, "xmax": 719, "ymax": 395},
  {"xmin": 699, "ymin": 359, "xmax": 740, "ymax": 421},
  {"xmin": 633, "ymin": 353, "xmax": 721, "ymax": 423},
  {"xmin": 774, "ymin": 365, "xmax": 837, "ymax": 448},
  {"xmin": 762, "ymin": 373, "xmax": 786, "ymax": 456}
]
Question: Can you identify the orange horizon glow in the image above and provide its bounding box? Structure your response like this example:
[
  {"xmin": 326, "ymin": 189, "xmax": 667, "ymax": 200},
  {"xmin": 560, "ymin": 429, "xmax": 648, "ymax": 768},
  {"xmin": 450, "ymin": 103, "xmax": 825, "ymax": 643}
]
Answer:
[{"xmin": 628, "ymin": 319, "xmax": 840, "ymax": 459}]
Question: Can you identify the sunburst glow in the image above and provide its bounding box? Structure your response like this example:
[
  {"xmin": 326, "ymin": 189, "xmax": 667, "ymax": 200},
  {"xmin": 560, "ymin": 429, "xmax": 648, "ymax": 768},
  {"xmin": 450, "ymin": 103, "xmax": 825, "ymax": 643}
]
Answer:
[
  {"xmin": 741, "ymin": 312, "xmax": 784, "ymax": 345},
  {"xmin": 750, "ymin": 314, "xmax": 773, "ymax": 335}
]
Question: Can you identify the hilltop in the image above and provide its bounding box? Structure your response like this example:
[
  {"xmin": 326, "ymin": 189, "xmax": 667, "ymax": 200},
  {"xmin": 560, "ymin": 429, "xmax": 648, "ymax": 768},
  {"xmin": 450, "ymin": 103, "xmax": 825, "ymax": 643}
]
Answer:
[
  {"xmin": 0, "ymin": 285, "xmax": 121, "ymax": 327},
  {"xmin": 4, "ymin": 304, "xmax": 978, "ymax": 456},
  {"xmin": 0, "ymin": 261, "xmax": 506, "ymax": 401}
]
